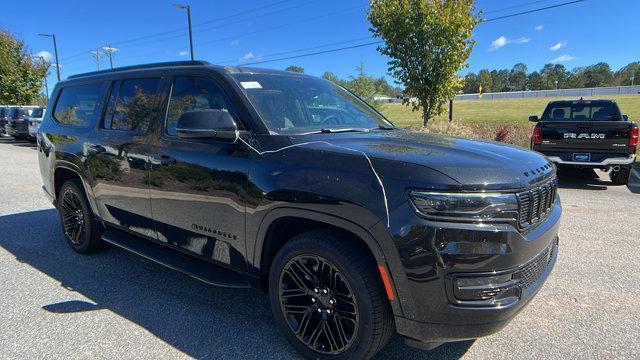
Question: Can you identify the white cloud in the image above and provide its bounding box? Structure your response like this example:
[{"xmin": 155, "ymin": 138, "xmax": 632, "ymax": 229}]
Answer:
[
  {"xmin": 178, "ymin": 50, "xmax": 189, "ymax": 57},
  {"xmin": 535, "ymin": 25, "xmax": 544, "ymax": 31},
  {"xmin": 36, "ymin": 50, "xmax": 53, "ymax": 62},
  {"xmin": 230, "ymin": 40, "xmax": 240, "ymax": 46},
  {"xmin": 490, "ymin": 36, "xmax": 530, "ymax": 51},
  {"xmin": 239, "ymin": 52, "xmax": 262, "ymax": 62},
  {"xmin": 549, "ymin": 41, "xmax": 567, "ymax": 51},
  {"xmin": 550, "ymin": 54, "xmax": 575, "ymax": 63}
]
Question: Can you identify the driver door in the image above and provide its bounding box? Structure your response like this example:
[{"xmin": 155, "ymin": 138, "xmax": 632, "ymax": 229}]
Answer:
[{"xmin": 147, "ymin": 74, "xmax": 251, "ymax": 269}]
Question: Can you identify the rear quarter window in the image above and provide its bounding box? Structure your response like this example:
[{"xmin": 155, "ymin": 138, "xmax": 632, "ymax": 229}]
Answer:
[{"xmin": 53, "ymin": 83, "xmax": 105, "ymax": 127}]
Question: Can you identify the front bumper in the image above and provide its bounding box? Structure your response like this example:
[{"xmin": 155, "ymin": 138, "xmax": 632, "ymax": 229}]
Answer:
[{"xmin": 381, "ymin": 197, "xmax": 561, "ymax": 347}]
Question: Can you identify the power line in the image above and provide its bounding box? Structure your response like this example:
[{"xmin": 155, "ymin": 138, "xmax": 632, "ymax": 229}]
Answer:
[
  {"xmin": 239, "ymin": 41, "xmax": 383, "ymax": 66},
  {"xmin": 483, "ymin": 0, "xmax": 559, "ymax": 14},
  {"xmin": 483, "ymin": 0, "xmax": 586, "ymax": 22}
]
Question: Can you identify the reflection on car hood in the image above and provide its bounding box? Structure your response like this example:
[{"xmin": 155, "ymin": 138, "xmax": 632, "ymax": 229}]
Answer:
[{"xmin": 289, "ymin": 130, "xmax": 554, "ymax": 191}]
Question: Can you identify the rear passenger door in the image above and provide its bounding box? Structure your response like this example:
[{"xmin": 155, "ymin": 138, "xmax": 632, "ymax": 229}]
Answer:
[
  {"xmin": 88, "ymin": 77, "xmax": 163, "ymax": 239},
  {"xmin": 147, "ymin": 74, "xmax": 251, "ymax": 269}
]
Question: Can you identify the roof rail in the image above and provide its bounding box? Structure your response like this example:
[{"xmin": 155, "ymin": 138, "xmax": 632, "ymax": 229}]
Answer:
[{"xmin": 67, "ymin": 60, "xmax": 211, "ymax": 79}]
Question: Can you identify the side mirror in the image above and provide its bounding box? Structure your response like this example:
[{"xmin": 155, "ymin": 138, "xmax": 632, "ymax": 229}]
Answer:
[
  {"xmin": 529, "ymin": 115, "xmax": 539, "ymax": 122},
  {"xmin": 176, "ymin": 109, "xmax": 238, "ymax": 140},
  {"xmin": 622, "ymin": 114, "xmax": 629, "ymax": 121}
]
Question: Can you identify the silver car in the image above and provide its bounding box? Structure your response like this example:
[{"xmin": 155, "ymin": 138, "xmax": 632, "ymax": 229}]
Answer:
[{"xmin": 28, "ymin": 107, "xmax": 46, "ymax": 141}]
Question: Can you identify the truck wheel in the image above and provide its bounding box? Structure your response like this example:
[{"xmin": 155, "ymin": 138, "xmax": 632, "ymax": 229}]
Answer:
[
  {"xmin": 57, "ymin": 179, "xmax": 103, "ymax": 254},
  {"xmin": 269, "ymin": 229, "xmax": 394, "ymax": 359},
  {"xmin": 610, "ymin": 167, "xmax": 631, "ymax": 185}
]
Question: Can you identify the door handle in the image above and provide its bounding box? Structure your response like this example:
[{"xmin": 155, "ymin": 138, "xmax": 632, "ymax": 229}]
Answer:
[{"xmin": 160, "ymin": 155, "xmax": 176, "ymax": 167}]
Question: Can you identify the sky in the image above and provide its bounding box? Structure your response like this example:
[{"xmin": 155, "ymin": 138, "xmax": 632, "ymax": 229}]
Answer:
[{"xmin": 3, "ymin": 0, "xmax": 640, "ymax": 89}]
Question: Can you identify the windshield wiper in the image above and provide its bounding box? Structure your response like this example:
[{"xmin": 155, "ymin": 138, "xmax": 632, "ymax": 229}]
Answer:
[
  {"xmin": 301, "ymin": 128, "xmax": 371, "ymax": 134},
  {"xmin": 376, "ymin": 125, "xmax": 396, "ymax": 130}
]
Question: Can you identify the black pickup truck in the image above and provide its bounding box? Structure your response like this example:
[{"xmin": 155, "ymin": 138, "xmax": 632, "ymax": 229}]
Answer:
[{"xmin": 530, "ymin": 99, "xmax": 638, "ymax": 184}]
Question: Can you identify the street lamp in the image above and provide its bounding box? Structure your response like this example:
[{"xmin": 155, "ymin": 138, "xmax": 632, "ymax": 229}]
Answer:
[
  {"xmin": 554, "ymin": 80, "xmax": 559, "ymax": 90},
  {"xmin": 632, "ymin": 76, "xmax": 635, "ymax": 87},
  {"xmin": 174, "ymin": 4, "xmax": 194, "ymax": 60},
  {"xmin": 38, "ymin": 33, "xmax": 60, "ymax": 81}
]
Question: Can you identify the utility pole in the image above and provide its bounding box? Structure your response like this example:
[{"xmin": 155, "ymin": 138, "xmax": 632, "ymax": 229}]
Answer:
[
  {"xmin": 38, "ymin": 33, "xmax": 61, "ymax": 81},
  {"xmin": 90, "ymin": 48, "xmax": 103, "ymax": 70},
  {"xmin": 632, "ymin": 76, "xmax": 635, "ymax": 86},
  {"xmin": 175, "ymin": 4, "xmax": 194, "ymax": 60},
  {"xmin": 102, "ymin": 45, "xmax": 119, "ymax": 69}
]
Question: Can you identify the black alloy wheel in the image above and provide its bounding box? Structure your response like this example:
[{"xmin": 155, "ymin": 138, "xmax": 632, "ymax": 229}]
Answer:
[
  {"xmin": 57, "ymin": 180, "xmax": 102, "ymax": 254},
  {"xmin": 60, "ymin": 188, "xmax": 87, "ymax": 246},
  {"xmin": 279, "ymin": 255, "xmax": 359, "ymax": 355}
]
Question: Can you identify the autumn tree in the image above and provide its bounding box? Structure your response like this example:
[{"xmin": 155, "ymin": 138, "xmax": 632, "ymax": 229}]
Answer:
[
  {"xmin": 368, "ymin": 0, "xmax": 480, "ymax": 126},
  {"xmin": 0, "ymin": 30, "xmax": 48, "ymax": 104}
]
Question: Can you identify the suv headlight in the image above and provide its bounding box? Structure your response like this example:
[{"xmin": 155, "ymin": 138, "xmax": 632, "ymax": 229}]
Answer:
[{"xmin": 409, "ymin": 191, "xmax": 518, "ymax": 223}]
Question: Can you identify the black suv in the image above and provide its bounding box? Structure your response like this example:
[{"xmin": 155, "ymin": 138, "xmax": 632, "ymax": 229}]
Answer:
[{"xmin": 38, "ymin": 61, "xmax": 560, "ymax": 359}]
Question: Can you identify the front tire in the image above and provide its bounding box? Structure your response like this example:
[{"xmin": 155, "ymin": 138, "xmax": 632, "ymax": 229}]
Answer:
[
  {"xmin": 57, "ymin": 179, "xmax": 103, "ymax": 254},
  {"xmin": 269, "ymin": 229, "xmax": 394, "ymax": 359}
]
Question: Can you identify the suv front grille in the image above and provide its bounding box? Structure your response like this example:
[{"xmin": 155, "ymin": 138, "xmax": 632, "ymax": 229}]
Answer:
[
  {"xmin": 516, "ymin": 177, "xmax": 558, "ymax": 230},
  {"xmin": 515, "ymin": 242, "xmax": 555, "ymax": 291}
]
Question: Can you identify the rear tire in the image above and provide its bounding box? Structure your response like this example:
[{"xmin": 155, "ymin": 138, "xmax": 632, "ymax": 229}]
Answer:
[
  {"xmin": 610, "ymin": 166, "xmax": 631, "ymax": 185},
  {"xmin": 57, "ymin": 179, "xmax": 103, "ymax": 254},
  {"xmin": 268, "ymin": 229, "xmax": 394, "ymax": 359}
]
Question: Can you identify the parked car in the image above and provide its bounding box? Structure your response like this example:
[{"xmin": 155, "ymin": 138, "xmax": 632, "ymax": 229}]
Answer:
[
  {"xmin": 27, "ymin": 107, "xmax": 46, "ymax": 141},
  {"xmin": 38, "ymin": 61, "xmax": 560, "ymax": 359},
  {"xmin": 530, "ymin": 99, "xmax": 638, "ymax": 184},
  {"xmin": 6, "ymin": 106, "xmax": 38, "ymax": 140},
  {"xmin": 0, "ymin": 105, "xmax": 17, "ymax": 135}
]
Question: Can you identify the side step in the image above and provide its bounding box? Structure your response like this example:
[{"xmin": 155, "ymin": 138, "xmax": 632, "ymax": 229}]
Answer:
[{"xmin": 102, "ymin": 229, "xmax": 250, "ymax": 289}]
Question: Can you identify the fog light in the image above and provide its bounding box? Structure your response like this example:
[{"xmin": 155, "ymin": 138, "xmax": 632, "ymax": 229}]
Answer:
[{"xmin": 453, "ymin": 273, "xmax": 520, "ymax": 305}]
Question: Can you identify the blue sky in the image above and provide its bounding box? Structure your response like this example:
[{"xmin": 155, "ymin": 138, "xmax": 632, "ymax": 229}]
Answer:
[{"xmin": 4, "ymin": 0, "xmax": 640, "ymax": 88}]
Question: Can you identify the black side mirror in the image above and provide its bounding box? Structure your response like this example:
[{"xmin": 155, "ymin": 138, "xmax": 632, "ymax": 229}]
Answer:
[
  {"xmin": 622, "ymin": 114, "xmax": 629, "ymax": 121},
  {"xmin": 176, "ymin": 109, "xmax": 238, "ymax": 140},
  {"xmin": 529, "ymin": 115, "xmax": 539, "ymax": 122}
]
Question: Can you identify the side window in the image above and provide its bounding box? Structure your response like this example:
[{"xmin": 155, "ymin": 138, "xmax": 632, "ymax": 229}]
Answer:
[
  {"xmin": 53, "ymin": 83, "xmax": 104, "ymax": 126},
  {"xmin": 165, "ymin": 76, "xmax": 239, "ymax": 136},
  {"xmin": 104, "ymin": 78, "xmax": 160, "ymax": 132}
]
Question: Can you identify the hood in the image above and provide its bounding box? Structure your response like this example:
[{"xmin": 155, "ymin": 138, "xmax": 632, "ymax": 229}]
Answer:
[{"xmin": 289, "ymin": 129, "xmax": 554, "ymax": 191}]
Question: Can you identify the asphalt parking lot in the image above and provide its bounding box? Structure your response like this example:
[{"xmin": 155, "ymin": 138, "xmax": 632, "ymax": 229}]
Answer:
[{"xmin": 1, "ymin": 137, "xmax": 639, "ymax": 359}]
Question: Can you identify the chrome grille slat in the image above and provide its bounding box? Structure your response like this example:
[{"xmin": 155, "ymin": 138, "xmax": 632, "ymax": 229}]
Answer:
[{"xmin": 517, "ymin": 177, "xmax": 558, "ymax": 230}]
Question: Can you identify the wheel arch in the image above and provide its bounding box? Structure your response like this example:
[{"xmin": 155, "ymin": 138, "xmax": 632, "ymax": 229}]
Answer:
[{"xmin": 53, "ymin": 161, "xmax": 99, "ymax": 216}]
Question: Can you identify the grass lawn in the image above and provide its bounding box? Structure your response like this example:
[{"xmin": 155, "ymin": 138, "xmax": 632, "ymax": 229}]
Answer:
[{"xmin": 378, "ymin": 94, "xmax": 640, "ymax": 149}]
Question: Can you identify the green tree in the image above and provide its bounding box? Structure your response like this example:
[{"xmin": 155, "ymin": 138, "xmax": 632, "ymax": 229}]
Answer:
[
  {"xmin": 0, "ymin": 30, "xmax": 48, "ymax": 104},
  {"xmin": 463, "ymin": 72, "xmax": 478, "ymax": 93},
  {"xmin": 527, "ymin": 71, "xmax": 545, "ymax": 90},
  {"xmin": 614, "ymin": 62, "xmax": 640, "ymax": 86},
  {"xmin": 477, "ymin": 69, "xmax": 493, "ymax": 93},
  {"xmin": 347, "ymin": 63, "xmax": 378, "ymax": 103},
  {"xmin": 368, "ymin": 0, "xmax": 480, "ymax": 126},
  {"xmin": 540, "ymin": 63, "xmax": 569, "ymax": 89},
  {"xmin": 284, "ymin": 65, "xmax": 304, "ymax": 73},
  {"xmin": 580, "ymin": 62, "xmax": 614, "ymax": 87},
  {"xmin": 509, "ymin": 63, "xmax": 528, "ymax": 91}
]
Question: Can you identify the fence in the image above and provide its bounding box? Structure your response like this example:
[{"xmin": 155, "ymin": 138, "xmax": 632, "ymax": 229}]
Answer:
[{"xmin": 455, "ymin": 85, "xmax": 640, "ymax": 101}]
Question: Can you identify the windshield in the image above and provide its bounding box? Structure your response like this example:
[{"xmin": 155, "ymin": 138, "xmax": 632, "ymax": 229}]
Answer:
[
  {"xmin": 230, "ymin": 72, "xmax": 393, "ymax": 134},
  {"xmin": 541, "ymin": 101, "xmax": 622, "ymax": 121},
  {"xmin": 30, "ymin": 108, "xmax": 44, "ymax": 118}
]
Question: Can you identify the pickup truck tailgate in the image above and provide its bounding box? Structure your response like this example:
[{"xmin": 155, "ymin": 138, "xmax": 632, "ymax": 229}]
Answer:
[{"xmin": 539, "ymin": 121, "xmax": 633, "ymax": 151}]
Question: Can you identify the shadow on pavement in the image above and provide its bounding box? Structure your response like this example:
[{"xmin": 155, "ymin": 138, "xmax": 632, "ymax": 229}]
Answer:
[
  {"xmin": 0, "ymin": 208, "xmax": 471, "ymax": 360},
  {"xmin": 555, "ymin": 164, "xmax": 640, "ymax": 192}
]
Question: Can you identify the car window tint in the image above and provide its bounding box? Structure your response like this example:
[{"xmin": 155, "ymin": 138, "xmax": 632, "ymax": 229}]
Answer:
[
  {"xmin": 542, "ymin": 101, "xmax": 621, "ymax": 121},
  {"xmin": 165, "ymin": 76, "xmax": 239, "ymax": 136},
  {"xmin": 104, "ymin": 78, "xmax": 160, "ymax": 132},
  {"xmin": 53, "ymin": 83, "xmax": 104, "ymax": 126}
]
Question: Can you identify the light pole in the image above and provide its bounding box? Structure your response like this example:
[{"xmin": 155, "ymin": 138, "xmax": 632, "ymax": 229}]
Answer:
[
  {"xmin": 554, "ymin": 80, "xmax": 559, "ymax": 90},
  {"xmin": 632, "ymin": 76, "xmax": 635, "ymax": 86},
  {"xmin": 174, "ymin": 4, "xmax": 194, "ymax": 60},
  {"xmin": 38, "ymin": 33, "xmax": 60, "ymax": 81},
  {"xmin": 102, "ymin": 45, "xmax": 119, "ymax": 69}
]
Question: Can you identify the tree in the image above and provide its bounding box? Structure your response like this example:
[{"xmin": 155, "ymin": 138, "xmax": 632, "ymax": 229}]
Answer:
[
  {"xmin": 368, "ymin": 0, "xmax": 480, "ymax": 126},
  {"xmin": 580, "ymin": 62, "xmax": 614, "ymax": 87},
  {"xmin": 347, "ymin": 63, "xmax": 378, "ymax": 103},
  {"xmin": 463, "ymin": 72, "xmax": 478, "ymax": 93},
  {"xmin": 0, "ymin": 30, "xmax": 48, "ymax": 104},
  {"xmin": 490, "ymin": 69, "xmax": 508, "ymax": 92},
  {"xmin": 477, "ymin": 69, "xmax": 493, "ymax": 93},
  {"xmin": 527, "ymin": 71, "xmax": 545, "ymax": 90},
  {"xmin": 614, "ymin": 62, "xmax": 640, "ymax": 86},
  {"xmin": 509, "ymin": 63, "xmax": 528, "ymax": 91},
  {"xmin": 540, "ymin": 63, "xmax": 569, "ymax": 89},
  {"xmin": 284, "ymin": 65, "xmax": 304, "ymax": 73}
]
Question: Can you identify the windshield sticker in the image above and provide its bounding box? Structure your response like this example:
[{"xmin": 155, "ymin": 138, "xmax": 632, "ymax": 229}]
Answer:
[{"xmin": 240, "ymin": 81, "xmax": 262, "ymax": 89}]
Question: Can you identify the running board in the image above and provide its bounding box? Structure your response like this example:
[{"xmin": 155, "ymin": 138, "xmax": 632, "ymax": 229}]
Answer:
[{"xmin": 102, "ymin": 229, "xmax": 250, "ymax": 289}]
